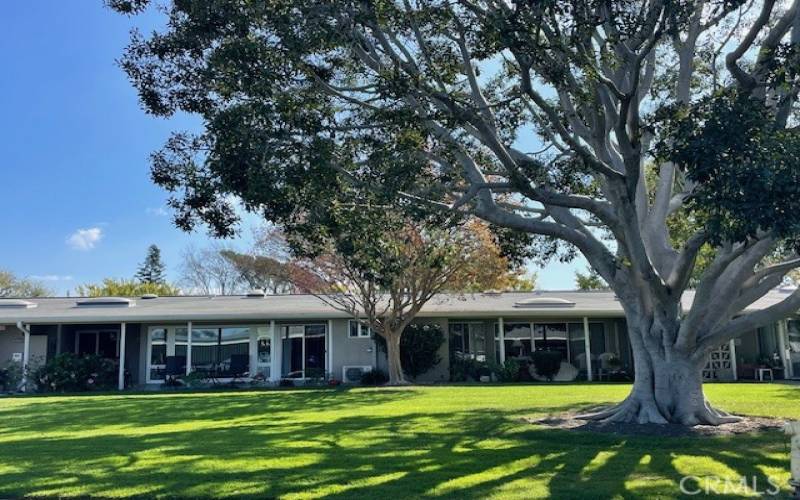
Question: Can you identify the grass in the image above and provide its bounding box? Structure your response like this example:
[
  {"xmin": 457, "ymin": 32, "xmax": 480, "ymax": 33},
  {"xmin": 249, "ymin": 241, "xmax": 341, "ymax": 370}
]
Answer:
[{"xmin": 0, "ymin": 383, "xmax": 797, "ymax": 498}]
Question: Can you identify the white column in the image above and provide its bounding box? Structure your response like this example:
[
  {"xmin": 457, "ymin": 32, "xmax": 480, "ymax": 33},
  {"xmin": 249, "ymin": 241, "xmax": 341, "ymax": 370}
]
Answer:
[
  {"xmin": 327, "ymin": 320, "xmax": 334, "ymax": 378},
  {"xmin": 729, "ymin": 338, "xmax": 738, "ymax": 381},
  {"xmin": 118, "ymin": 323, "xmax": 127, "ymax": 390},
  {"xmin": 249, "ymin": 328, "xmax": 259, "ymax": 378},
  {"xmin": 778, "ymin": 320, "xmax": 791, "ymax": 378},
  {"xmin": 21, "ymin": 323, "xmax": 31, "ymax": 392},
  {"xmin": 186, "ymin": 321, "xmax": 193, "ymax": 375},
  {"xmin": 56, "ymin": 324, "xmax": 62, "ymax": 355},
  {"xmin": 498, "ymin": 317, "xmax": 506, "ymax": 363},
  {"xmin": 270, "ymin": 320, "xmax": 280, "ymax": 382},
  {"xmin": 583, "ymin": 317, "xmax": 593, "ymax": 382}
]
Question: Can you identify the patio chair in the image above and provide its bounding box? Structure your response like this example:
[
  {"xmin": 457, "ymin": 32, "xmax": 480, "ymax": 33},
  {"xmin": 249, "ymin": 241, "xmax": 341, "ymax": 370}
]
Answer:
[
  {"xmin": 227, "ymin": 354, "xmax": 250, "ymax": 384},
  {"xmin": 164, "ymin": 356, "xmax": 186, "ymax": 385}
]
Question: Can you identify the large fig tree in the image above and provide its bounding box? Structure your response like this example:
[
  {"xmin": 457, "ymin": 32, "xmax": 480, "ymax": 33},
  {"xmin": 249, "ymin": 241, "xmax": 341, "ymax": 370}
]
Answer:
[{"xmin": 111, "ymin": 0, "xmax": 800, "ymax": 425}]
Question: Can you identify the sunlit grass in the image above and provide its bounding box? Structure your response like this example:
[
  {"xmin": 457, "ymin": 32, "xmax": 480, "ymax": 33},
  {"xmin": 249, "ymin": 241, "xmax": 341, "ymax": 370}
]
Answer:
[{"xmin": 0, "ymin": 383, "xmax": 796, "ymax": 498}]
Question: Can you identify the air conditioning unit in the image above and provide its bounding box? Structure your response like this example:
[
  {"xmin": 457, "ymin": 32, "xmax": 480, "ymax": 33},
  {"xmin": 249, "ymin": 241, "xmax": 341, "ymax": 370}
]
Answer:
[{"xmin": 342, "ymin": 365, "xmax": 373, "ymax": 384}]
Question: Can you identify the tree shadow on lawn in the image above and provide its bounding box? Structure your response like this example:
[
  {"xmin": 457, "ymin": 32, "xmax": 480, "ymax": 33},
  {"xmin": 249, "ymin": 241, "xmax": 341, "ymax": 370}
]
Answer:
[{"xmin": 0, "ymin": 390, "xmax": 790, "ymax": 499}]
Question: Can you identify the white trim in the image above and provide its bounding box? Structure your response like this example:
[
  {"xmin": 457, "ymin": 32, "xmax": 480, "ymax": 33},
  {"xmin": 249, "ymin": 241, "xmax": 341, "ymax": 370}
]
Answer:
[
  {"xmin": 347, "ymin": 319, "xmax": 372, "ymax": 338},
  {"xmin": 729, "ymin": 338, "xmax": 738, "ymax": 381},
  {"xmin": 778, "ymin": 320, "xmax": 790, "ymax": 378},
  {"xmin": 583, "ymin": 317, "xmax": 593, "ymax": 382},
  {"xmin": 270, "ymin": 320, "xmax": 279, "ymax": 382},
  {"xmin": 19, "ymin": 322, "xmax": 30, "ymax": 392},
  {"xmin": 145, "ymin": 326, "xmax": 167, "ymax": 384},
  {"xmin": 327, "ymin": 320, "xmax": 334, "ymax": 376},
  {"xmin": 118, "ymin": 323, "xmax": 126, "ymax": 390}
]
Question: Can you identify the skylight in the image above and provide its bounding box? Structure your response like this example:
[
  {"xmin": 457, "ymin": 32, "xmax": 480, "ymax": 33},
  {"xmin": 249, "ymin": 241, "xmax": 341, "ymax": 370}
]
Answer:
[
  {"xmin": 75, "ymin": 297, "xmax": 135, "ymax": 307},
  {"xmin": 513, "ymin": 297, "xmax": 576, "ymax": 308},
  {"xmin": 0, "ymin": 299, "xmax": 37, "ymax": 309}
]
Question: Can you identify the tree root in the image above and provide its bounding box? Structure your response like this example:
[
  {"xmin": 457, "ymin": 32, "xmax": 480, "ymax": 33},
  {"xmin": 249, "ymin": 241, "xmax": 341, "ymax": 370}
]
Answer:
[{"xmin": 577, "ymin": 397, "xmax": 740, "ymax": 426}]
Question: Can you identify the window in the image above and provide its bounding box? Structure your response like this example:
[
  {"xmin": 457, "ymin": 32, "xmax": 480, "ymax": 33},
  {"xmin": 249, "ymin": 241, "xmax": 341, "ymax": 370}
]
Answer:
[
  {"xmin": 449, "ymin": 323, "xmax": 486, "ymax": 362},
  {"xmin": 493, "ymin": 321, "xmax": 606, "ymax": 370},
  {"xmin": 348, "ymin": 320, "xmax": 372, "ymax": 338},
  {"xmin": 503, "ymin": 323, "xmax": 533, "ymax": 360},
  {"xmin": 76, "ymin": 330, "xmax": 118, "ymax": 358},
  {"xmin": 533, "ymin": 323, "xmax": 569, "ymax": 361},
  {"xmin": 146, "ymin": 325, "xmax": 264, "ymax": 383},
  {"xmin": 190, "ymin": 327, "xmax": 251, "ymax": 377}
]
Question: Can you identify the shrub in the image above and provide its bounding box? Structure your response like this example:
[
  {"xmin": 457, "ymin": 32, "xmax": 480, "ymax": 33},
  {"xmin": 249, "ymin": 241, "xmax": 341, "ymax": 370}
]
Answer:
[
  {"xmin": 360, "ymin": 369, "xmax": 389, "ymax": 386},
  {"xmin": 0, "ymin": 361, "xmax": 23, "ymax": 392},
  {"xmin": 489, "ymin": 359, "xmax": 521, "ymax": 383},
  {"xmin": 450, "ymin": 358, "xmax": 490, "ymax": 382},
  {"xmin": 279, "ymin": 378, "xmax": 296, "ymax": 387},
  {"xmin": 32, "ymin": 353, "xmax": 116, "ymax": 392},
  {"xmin": 375, "ymin": 323, "xmax": 445, "ymax": 379},
  {"xmin": 181, "ymin": 371, "xmax": 207, "ymax": 388},
  {"xmin": 531, "ymin": 350, "xmax": 563, "ymax": 381}
]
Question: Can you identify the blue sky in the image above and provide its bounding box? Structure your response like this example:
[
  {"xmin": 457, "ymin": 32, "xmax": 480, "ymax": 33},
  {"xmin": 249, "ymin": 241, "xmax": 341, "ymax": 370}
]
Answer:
[{"xmin": 0, "ymin": 1, "xmax": 585, "ymax": 295}]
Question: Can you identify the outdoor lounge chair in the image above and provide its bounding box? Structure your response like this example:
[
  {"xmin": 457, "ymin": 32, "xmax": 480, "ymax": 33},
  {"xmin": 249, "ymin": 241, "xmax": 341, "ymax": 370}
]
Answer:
[
  {"xmin": 164, "ymin": 356, "xmax": 186, "ymax": 385},
  {"xmin": 227, "ymin": 354, "xmax": 250, "ymax": 384}
]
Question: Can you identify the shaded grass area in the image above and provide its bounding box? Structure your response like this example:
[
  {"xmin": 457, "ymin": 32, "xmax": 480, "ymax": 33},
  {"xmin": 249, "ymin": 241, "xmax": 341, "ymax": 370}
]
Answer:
[{"xmin": 0, "ymin": 384, "xmax": 797, "ymax": 498}]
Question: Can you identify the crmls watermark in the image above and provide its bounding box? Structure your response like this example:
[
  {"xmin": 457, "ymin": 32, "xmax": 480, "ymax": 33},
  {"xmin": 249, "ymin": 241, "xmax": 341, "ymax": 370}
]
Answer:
[{"xmin": 679, "ymin": 475, "xmax": 784, "ymax": 496}]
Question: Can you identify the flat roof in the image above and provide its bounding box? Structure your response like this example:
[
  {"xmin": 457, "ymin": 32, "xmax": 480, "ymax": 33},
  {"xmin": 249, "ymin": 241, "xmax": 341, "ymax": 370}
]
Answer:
[{"xmin": 0, "ymin": 289, "xmax": 796, "ymax": 325}]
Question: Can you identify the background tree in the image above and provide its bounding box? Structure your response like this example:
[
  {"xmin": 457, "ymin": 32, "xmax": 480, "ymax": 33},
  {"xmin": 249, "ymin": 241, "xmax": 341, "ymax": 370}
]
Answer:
[
  {"xmin": 219, "ymin": 228, "xmax": 326, "ymax": 294},
  {"xmin": 113, "ymin": 1, "xmax": 800, "ymax": 425},
  {"xmin": 0, "ymin": 270, "xmax": 52, "ymax": 297},
  {"xmin": 76, "ymin": 278, "xmax": 180, "ymax": 297},
  {"xmin": 135, "ymin": 244, "xmax": 166, "ymax": 284},
  {"xmin": 293, "ymin": 214, "xmax": 514, "ymax": 385},
  {"xmin": 575, "ymin": 268, "xmax": 610, "ymax": 291},
  {"xmin": 179, "ymin": 244, "xmax": 247, "ymax": 295}
]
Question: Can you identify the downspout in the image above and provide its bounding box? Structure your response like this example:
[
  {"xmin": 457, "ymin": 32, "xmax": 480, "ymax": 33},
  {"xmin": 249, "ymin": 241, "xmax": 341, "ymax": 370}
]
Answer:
[{"xmin": 16, "ymin": 321, "xmax": 31, "ymax": 392}]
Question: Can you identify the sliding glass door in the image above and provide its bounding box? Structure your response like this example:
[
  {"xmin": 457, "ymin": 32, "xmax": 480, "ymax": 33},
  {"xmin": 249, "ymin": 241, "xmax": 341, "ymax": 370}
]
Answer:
[
  {"xmin": 281, "ymin": 324, "xmax": 327, "ymax": 378},
  {"xmin": 146, "ymin": 324, "xmax": 268, "ymax": 383}
]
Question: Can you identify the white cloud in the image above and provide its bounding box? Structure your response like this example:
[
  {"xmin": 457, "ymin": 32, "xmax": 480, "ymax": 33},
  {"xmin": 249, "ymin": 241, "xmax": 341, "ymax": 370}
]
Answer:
[
  {"xmin": 146, "ymin": 207, "xmax": 168, "ymax": 217},
  {"xmin": 31, "ymin": 275, "xmax": 74, "ymax": 282},
  {"xmin": 66, "ymin": 227, "xmax": 103, "ymax": 251}
]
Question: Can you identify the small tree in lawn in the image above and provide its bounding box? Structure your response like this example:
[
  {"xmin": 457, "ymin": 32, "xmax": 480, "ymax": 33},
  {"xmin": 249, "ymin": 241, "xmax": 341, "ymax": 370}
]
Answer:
[
  {"xmin": 294, "ymin": 213, "xmax": 513, "ymax": 385},
  {"xmin": 135, "ymin": 245, "xmax": 166, "ymax": 284}
]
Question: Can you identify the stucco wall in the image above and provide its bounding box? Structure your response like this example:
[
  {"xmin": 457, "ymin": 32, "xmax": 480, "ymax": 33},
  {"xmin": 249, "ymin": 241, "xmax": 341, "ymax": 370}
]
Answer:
[
  {"xmin": 0, "ymin": 325, "xmax": 47, "ymax": 369},
  {"xmin": 329, "ymin": 319, "xmax": 377, "ymax": 382}
]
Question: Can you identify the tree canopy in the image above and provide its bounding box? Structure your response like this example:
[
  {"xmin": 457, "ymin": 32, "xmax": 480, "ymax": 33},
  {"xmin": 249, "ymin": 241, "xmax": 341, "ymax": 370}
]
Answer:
[
  {"xmin": 0, "ymin": 270, "xmax": 52, "ymax": 298},
  {"xmin": 75, "ymin": 278, "xmax": 180, "ymax": 298},
  {"xmin": 111, "ymin": 0, "xmax": 800, "ymax": 425}
]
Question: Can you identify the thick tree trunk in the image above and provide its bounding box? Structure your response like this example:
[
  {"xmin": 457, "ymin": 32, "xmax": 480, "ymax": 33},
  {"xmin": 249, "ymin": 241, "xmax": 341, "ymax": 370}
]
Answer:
[
  {"xmin": 385, "ymin": 332, "xmax": 408, "ymax": 385},
  {"xmin": 583, "ymin": 328, "xmax": 740, "ymax": 426}
]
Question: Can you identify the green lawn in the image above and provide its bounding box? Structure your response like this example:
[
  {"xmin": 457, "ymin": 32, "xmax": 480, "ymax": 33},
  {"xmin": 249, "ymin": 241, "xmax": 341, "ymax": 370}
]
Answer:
[{"xmin": 0, "ymin": 384, "xmax": 797, "ymax": 498}]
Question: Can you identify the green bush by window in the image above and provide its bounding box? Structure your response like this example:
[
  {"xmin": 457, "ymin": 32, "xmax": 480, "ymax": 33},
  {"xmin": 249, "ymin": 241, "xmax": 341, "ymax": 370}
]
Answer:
[{"xmin": 32, "ymin": 353, "xmax": 117, "ymax": 392}]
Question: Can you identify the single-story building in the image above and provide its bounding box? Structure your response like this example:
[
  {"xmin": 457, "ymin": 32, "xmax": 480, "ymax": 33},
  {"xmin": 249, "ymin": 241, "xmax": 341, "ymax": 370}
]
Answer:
[{"xmin": 0, "ymin": 289, "xmax": 798, "ymax": 390}]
